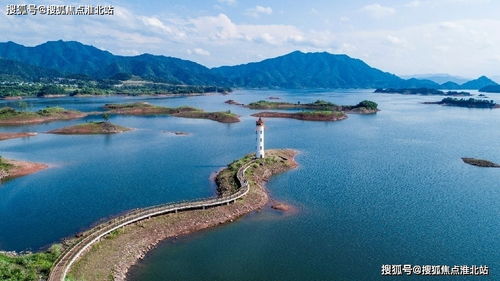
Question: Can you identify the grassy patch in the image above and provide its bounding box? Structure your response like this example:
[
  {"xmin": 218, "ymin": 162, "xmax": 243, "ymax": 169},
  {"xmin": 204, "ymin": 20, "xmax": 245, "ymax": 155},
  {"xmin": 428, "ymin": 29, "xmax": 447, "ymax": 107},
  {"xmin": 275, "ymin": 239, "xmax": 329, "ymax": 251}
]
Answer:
[
  {"xmin": 215, "ymin": 153, "xmax": 254, "ymax": 195},
  {"xmin": 0, "ymin": 156, "xmax": 13, "ymax": 172},
  {"xmin": 0, "ymin": 244, "xmax": 62, "ymax": 281},
  {"xmin": 0, "ymin": 106, "xmax": 81, "ymax": 121}
]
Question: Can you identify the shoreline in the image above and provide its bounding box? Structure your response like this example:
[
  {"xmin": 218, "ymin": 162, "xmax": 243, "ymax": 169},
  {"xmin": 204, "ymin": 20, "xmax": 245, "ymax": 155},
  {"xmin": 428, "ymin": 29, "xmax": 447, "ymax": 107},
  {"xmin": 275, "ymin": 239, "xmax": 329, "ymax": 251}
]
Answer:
[
  {"xmin": 0, "ymin": 159, "xmax": 48, "ymax": 181},
  {"xmin": 59, "ymin": 149, "xmax": 298, "ymax": 281}
]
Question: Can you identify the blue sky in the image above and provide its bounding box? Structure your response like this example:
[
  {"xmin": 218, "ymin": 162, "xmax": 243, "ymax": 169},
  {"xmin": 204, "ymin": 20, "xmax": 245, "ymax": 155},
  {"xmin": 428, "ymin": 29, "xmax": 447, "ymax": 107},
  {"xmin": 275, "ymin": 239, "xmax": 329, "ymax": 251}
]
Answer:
[{"xmin": 1, "ymin": 0, "xmax": 500, "ymax": 79}]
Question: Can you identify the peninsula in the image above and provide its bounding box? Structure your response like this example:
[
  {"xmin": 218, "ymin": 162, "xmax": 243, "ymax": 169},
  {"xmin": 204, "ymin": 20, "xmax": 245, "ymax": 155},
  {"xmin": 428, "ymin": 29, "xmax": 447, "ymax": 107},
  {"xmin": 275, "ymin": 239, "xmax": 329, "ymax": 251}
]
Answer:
[
  {"xmin": 0, "ymin": 156, "xmax": 48, "ymax": 181},
  {"xmin": 40, "ymin": 149, "xmax": 297, "ymax": 281},
  {"xmin": 104, "ymin": 102, "xmax": 240, "ymax": 123},
  {"xmin": 0, "ymin": 106, "xmax": 86, "ymax": 125},
  {"xmin": 48, "ymin": 122, "xmax": 131, "ymax": 135}
]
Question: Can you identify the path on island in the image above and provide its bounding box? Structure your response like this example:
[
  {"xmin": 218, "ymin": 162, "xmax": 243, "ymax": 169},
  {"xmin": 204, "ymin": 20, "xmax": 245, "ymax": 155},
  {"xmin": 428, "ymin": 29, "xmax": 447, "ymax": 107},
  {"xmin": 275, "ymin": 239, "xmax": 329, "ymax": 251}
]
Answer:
[{"xmin": 48, "ymin": 160, "xmax": 254, "ymax": 281}]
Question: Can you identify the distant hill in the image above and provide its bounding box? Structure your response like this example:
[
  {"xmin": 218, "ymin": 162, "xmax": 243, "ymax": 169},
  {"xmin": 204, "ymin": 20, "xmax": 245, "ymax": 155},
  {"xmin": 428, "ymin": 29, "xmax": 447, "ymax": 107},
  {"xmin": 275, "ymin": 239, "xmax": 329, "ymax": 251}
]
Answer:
[
  {"xmin": 0, "ymin": 58, "xmax": 60, "ymax": 81},
  {"xmin": 440, "ymin": 81, "xmax": 461, "ymax": 90},
  {"xmin": 0, "ymin": 40, "xmax": 225, "ymax": 85},
  {"xmin": 212, "ymin": 51, "xmax": 415, "ymax": 88},
  {"xmin": 460, "ymin": 76, "xmax": 498, "ymax": 90},
  {"xmin": 402, "ymin": 73, "xmax": 469, "ymax": 84},
  {"xmin": 402, "ymin": 78, "xmax": 440, "ymax": 89}
]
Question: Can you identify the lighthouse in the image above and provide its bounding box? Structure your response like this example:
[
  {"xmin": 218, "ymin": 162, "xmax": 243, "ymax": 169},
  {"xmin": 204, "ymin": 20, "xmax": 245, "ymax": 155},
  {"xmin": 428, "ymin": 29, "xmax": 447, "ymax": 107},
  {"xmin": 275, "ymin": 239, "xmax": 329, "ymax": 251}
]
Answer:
[{"xmin": 256, "ymin": 117, "xmax": 265, "ymax": 158}]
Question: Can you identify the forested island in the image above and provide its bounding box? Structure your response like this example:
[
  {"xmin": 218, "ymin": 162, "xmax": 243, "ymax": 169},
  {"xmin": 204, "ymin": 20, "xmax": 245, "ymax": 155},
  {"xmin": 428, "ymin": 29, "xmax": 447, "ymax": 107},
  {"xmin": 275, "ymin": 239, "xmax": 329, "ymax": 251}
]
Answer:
[
  {"xmin": 0, "ymin": 106, "xmax": 86, "ymax": 125},
  {"xmin": 251, "ymin": 111, "xmax": 347, "ymax": 121},
  {"xmin": 374, "ymin": 88, "xmax": 471, "ymax": 96},
  {"xmin": 227, "ymin": 99, "xmax": 378, "ymax": 114},
  {"xmin": 423, "ymin": 97, "xmax": 498, "ymax": 108},
  {"xmin": 105, "ymin": 102, "xmax": 240, "ymax": 123},
  {"xmin": 225, "ymin": 99, "xmax": 377, "ymax": 121}
]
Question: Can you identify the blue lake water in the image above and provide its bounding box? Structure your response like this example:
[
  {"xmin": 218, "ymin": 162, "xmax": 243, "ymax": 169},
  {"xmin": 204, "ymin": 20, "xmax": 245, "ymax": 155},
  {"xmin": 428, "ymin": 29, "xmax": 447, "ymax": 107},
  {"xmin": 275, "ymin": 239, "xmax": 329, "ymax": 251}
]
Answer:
[{"xmin": 0, "ymin": 90, "xmax": 499, "ymax": 280}]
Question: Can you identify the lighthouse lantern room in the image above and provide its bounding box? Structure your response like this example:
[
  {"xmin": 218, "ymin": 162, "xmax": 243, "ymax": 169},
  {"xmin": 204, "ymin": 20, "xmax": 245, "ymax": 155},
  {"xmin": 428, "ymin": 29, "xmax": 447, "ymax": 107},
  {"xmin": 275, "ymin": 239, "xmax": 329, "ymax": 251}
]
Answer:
[{"xmin": 256, "ymin": 117, "xmax": 265, "ymax": 158}]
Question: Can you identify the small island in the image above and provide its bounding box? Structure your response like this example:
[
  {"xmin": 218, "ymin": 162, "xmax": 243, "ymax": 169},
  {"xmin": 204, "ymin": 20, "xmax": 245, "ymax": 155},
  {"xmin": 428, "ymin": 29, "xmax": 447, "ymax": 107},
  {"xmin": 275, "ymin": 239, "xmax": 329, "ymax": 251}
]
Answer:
[
  {"xmin": 251, "ymin": 111, "xmax": 347, "ymax": 121},
  {"xmin": 462, "ymin": 158, "xmax": 500, "ymax": 168},
  {"xmin": 105, "ymin": 102, "xmax": 240, "ymax": 123},
  {"xmin": 227, "ymin": 99, "xmax": 379, "ymax": 114},
  {"xmin": 48, "ymin": 121, "xmax": 131, "ymax": 135},
  {"xmin": 375, "ymin": 88, "xmax": 471, "ymax": 96},
  {"xmin": 0, "ymin": 156, "xmax": 48, "ymax": 181},
  {"xmin": 224, "ymin": 99, "xmax": 244, "ymax": 106},
  {"xmin": 0, "ymin": 106, "xmax": 86, "ymax": 125},
  {"xmin": 0, "ymin": 132, "xmax": 37, "ymax": 141},
  {"xmin": 162, "ymin": 131, "xmax": 190, "ymax": 136},
  {"xmin": 423, "ymin": 97, "xmax": 498, "ymax": 108}
]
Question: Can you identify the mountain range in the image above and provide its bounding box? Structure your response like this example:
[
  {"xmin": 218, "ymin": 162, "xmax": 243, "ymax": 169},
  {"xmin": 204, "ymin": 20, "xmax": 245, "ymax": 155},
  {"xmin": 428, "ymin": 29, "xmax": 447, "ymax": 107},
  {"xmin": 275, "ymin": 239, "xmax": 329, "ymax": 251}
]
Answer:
[
  {"xmin": 0, "ymin": 40, "xmax": 497, "ymax": 90},
  {"xmin": 401, "ymin": 73, "xmax": 470, "ymax": 84}
]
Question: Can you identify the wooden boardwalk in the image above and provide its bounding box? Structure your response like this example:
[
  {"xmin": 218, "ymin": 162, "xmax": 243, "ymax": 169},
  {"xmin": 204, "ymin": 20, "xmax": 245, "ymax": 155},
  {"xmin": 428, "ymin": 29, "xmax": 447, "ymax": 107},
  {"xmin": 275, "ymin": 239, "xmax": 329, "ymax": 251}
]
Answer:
[{"xmin": 48, "ymin": 160, "xmax": 254, "ymax": 281}]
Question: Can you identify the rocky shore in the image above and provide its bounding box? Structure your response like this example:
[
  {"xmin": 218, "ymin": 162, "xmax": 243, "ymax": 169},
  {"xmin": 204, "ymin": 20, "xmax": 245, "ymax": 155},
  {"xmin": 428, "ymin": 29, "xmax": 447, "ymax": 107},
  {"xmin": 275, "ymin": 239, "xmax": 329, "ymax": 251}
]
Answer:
[{"xmin": 67, "ymin": 149, "xmax": 298, "ymax": 281}]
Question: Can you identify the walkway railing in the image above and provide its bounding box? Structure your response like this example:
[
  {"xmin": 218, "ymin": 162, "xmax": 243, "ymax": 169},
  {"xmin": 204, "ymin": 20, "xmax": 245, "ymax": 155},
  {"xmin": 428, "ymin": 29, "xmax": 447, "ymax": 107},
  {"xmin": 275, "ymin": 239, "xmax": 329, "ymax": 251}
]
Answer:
[{"xmin": 48, "ymin": 159, "xmax": 255, "ymax": 281}]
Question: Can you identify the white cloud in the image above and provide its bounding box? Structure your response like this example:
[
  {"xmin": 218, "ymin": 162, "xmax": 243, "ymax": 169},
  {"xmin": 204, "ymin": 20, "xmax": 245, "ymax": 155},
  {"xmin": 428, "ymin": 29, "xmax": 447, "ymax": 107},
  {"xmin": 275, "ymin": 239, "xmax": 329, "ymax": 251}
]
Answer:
[
  {"xmin": 405, "ymin": 0, "xmax": 422, "ymax": 7},
  {"xmin": 218, "ymin": 0, "xmax": 236, "ymax": 5},
  {"xmin": 187, "ymin": 13, "xmax": 310, "ymax": 46},
  {"xmin": 340, "ymin": 16, "xmax": 350, "ymax": 22},
  {"xmin": 362, "ymin": 3, "xmax": 396, "ymax": 19},
  {"xmin": 332, "ymin": 19, "xmax": 500, "ymax": 77},
  {"xmin": 189, "ymin": 48, "xmax": 211, "ymax": 56},
  {"xmin": 245, "ymin": 5, "xmax": 273, "ymax": 18},
  {"xmin": 386, "ymin": 35, "xmax": 404, "ymax": 45}
]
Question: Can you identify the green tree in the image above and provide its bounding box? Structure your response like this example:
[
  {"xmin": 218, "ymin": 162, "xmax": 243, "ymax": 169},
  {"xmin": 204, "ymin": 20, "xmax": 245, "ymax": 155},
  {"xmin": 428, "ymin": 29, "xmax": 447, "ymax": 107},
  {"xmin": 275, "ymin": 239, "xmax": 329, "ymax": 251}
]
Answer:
[
  {"xmin": 36, "ymin": 85, "xmax": 65, "ymax": 97},
  {"xmin": 356, "ymin": 100, "xmax": 378, "ymax": 110}
]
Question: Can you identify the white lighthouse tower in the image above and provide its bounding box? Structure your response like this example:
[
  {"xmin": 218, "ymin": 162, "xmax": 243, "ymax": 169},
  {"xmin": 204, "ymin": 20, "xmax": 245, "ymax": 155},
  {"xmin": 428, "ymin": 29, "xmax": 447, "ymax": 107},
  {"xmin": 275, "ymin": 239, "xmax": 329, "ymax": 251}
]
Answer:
[{"xmin": 256, "ymin": 117, "xmax": 265, "ymax": 158}]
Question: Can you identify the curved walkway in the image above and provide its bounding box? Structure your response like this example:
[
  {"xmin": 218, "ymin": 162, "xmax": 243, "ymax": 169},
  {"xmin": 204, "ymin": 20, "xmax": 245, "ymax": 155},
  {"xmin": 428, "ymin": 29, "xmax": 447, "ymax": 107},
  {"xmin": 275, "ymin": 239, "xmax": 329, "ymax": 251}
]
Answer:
[{"xmin": 48, "ymin": 160, "xmax": 255, "ymax": 281}]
